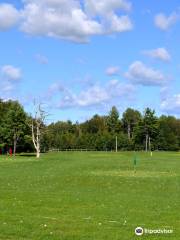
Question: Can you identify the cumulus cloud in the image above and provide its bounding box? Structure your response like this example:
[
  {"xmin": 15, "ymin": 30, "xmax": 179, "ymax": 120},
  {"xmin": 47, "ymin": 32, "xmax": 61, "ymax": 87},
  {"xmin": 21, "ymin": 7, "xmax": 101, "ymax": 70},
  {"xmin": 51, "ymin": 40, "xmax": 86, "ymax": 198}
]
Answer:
[
  {"xmin": 143, "ymin": 48, "xmax": 171, "ymax": 62},
  {"xmin": 84, "ymin": 0, "xmax": 133, "ymax": 33},
  {"xmin": 45, "ymin": 82, "xmax": 65, "ymax": 100},
  {"xmin": 106, "ymin": 66, "xmax": 120, "ymax": 75},
  {"xmin": 85, "ymin": 0, "xmax": 132, "ymax": 15},
  {"xmin": 125, "ymin": 61, "xmax": 168, "ymax": 86},
  {"xmin": 1, "ymin": 65, "xmax": 22, "ymax": 80},
  {"xmin": 154, "ymin": 12, "xmax": 179, "ymax": 30},
  {"xmin": 55, "ymin": 79, "xmax": 135, "ymax": 109},
  {"xmin": 0, "ymin": 65, "xmax": 21, "ymax": 94},
  {"xmin": 0, "ymin": 0, "xmax": 133, "ymax": 42},
  {"xmin": 107, "ymin": 14, "xmax": 132, "ymax": 32},
  {"xmin": 0, "ymin": 3, "xmax": 19, "ymax": 30},
  {"xmin": 161, "ymin": 94, "xmax": 180, "ymax": 114},
  {"xmin": 20, "ymin": 0, "xmax": 103, "ymax": 42}
]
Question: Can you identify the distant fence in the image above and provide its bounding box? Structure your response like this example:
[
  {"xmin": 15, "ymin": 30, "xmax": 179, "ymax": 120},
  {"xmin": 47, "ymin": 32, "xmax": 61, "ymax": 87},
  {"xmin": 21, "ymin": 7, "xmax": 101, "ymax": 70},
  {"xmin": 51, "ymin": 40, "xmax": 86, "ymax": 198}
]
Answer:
[
  {"xmin": 48, "ymin": 148, "xmax": 168, "ymax": 152},
  {"xmin": 48, "ymin": 148, "xmax": 114, "ymax": 152}
]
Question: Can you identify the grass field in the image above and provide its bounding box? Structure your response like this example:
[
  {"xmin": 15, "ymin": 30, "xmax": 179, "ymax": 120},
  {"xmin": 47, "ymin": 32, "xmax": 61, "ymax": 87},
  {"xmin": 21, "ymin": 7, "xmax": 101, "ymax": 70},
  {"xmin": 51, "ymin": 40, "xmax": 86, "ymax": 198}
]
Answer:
[{"xmin": 0, "ymin": 151, "xmax": 179, "ymax": 240}]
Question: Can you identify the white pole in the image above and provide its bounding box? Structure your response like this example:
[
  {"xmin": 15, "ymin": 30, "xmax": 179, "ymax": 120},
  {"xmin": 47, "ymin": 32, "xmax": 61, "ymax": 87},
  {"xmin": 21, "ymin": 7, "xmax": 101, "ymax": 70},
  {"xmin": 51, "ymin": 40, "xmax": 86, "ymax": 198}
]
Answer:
[
  {"xmin": 116, "ymin": 136, "xmax": 118, "ymax": 152},
  {"xmin": 149, "ymin": 136, "xmax": 152, "ymax": 156}
]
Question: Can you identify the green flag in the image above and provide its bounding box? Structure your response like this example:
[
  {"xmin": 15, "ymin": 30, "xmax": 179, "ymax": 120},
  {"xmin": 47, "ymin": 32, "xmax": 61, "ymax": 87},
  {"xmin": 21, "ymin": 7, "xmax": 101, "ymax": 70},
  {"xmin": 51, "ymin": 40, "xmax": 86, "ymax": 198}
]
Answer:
[
  {"xmin": 133, "ymin": 154, "xmax": 137, "ymax": 173},
  {"xmin": 134, "ymin": 155, "xmax": 137, "ymax": 166}
]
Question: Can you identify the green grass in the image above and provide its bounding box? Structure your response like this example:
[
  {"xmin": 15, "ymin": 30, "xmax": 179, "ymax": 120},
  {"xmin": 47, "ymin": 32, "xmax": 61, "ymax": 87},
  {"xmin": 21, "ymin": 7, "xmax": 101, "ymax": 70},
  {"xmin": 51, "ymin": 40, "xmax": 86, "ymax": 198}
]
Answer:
[{"xmin": 0, "ymin": 151, "xmax": 179, "ymax": 240}]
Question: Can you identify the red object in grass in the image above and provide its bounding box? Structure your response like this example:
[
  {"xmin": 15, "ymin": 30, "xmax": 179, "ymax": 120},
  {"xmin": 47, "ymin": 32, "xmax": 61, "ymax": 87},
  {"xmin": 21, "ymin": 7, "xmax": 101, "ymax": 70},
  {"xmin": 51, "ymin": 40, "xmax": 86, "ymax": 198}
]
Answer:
[{"xmin": 9, "ymin": 148, "xmax": 13, "ymax": 156}]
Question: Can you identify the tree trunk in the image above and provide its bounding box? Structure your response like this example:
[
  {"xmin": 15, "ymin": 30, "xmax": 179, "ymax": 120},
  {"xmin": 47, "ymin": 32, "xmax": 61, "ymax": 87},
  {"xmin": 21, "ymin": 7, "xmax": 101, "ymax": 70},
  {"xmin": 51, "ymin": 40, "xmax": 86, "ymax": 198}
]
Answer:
[
  {"xmin": 13, "ymin": 134, "xmax": 17, "ymax": 156},
  {"xmin": 32, "ymin": 122, "xmax": 41, "ymax": 158},
  {"xmin": 31, "ymin": 103, "xmax": 47, "ymax": 158},
  {"xmin": 115, "ymin": 136, "xmax": 118, "ymax": 152},
  {"xmin": 127, "ymin": 124, "xmax": 131, "ymax": 140},
  {"xmin": 145, "ymin": 134, "xmax": 148, "ymax": 152},
  {"xmin": 36, "ymin": 148, "xmax": 40, "ymax": 158},
  {"xmin": 34, "ymin": 141, "xmax": 40, "ymax": 158},
  {"xmin": 149, "ymin": 136, "xmax": 151, "ymax": 151},
  {"xmin": 36, "ymin": 122, "xmax": 40, "ymax": 158}
]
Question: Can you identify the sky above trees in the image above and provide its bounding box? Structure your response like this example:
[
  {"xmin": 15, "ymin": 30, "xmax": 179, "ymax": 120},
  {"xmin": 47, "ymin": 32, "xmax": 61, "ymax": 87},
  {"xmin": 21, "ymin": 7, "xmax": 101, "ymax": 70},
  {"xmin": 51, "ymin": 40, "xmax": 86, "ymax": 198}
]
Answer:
[{"xmin": 0, "ymin": 0, "xmax": 180, "ymax": 122}]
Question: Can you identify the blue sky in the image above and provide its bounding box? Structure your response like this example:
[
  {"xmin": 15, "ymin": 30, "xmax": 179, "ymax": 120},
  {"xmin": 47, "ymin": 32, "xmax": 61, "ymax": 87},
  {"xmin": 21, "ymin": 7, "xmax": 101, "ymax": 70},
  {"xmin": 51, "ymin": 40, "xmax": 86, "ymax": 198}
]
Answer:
[{"xmin": 0, "ymin": 0, "xmax": 180, "ymax": 122}]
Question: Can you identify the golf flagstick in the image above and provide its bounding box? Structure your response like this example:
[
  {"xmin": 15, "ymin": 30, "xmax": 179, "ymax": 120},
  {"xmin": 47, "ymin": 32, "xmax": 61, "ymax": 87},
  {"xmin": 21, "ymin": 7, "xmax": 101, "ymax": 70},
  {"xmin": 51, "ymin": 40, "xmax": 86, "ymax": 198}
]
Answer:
[{"xmin": 133, "ymin": 152, "xmax": 137, "ymax": 173}]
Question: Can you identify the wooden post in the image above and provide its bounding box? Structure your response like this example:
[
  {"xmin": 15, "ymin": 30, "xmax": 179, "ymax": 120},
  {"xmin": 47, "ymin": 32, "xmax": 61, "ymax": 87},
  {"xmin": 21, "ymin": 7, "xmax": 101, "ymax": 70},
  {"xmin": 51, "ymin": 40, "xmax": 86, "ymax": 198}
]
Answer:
[{"xmin": 116, "ymin": 136, "xmax": 118, "ymax": 152}]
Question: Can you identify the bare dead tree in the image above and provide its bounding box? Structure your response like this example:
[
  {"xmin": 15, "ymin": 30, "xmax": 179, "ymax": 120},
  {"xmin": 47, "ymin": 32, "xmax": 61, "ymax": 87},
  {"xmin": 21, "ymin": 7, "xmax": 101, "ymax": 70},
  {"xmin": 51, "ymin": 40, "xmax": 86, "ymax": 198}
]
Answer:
[{"xmin": 31, "ymin": 103, "xmax": 47, "ymax": 158}]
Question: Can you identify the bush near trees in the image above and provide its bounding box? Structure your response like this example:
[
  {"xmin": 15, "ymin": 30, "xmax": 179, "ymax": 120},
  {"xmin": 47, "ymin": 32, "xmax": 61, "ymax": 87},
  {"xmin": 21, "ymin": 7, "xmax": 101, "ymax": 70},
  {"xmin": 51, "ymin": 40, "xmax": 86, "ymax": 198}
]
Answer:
[
  {"xmin": 0, "ymin": 100, "xmax": 33, "ymax": 154},
  {"xmin": 0, "ymin": 100, "xmax": 180, "ymax": 153}
]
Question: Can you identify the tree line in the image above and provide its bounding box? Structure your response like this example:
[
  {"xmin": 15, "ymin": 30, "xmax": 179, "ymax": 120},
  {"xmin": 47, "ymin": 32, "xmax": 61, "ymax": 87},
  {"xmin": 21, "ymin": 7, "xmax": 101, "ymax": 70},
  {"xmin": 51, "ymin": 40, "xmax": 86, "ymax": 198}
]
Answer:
[{"xmin": 0, "ymin": 99, "xmax": 180, "ymax": 155}]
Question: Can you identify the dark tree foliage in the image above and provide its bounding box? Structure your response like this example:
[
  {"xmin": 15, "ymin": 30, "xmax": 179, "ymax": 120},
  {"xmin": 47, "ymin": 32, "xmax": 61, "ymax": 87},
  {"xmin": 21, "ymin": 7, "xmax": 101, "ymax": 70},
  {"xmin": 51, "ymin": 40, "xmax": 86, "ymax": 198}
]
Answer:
[
  {"xmin": 45, "ymin": 106, "xmax": 180, "ymax": 151},
  {"xmin": 0, "ymin": 99, "xmax": 33, "ymax": 154},
  {"xmin": 0, "ymin": 102, "xmax": 180, "ymax": 153},
  {"xmin": 155, "ymin": 116, "xmax": 180, "ymax": 151},
  {"xmin": 133, "ymin": 108, "xmax": 158, "ymax": 151},
  {"xmin": 107, "ymin": 106, "xmax": 121, "ymax": 133},
  {"xmin": 122, "ymin": 108, "xmax": 141, "ymax": 140}
]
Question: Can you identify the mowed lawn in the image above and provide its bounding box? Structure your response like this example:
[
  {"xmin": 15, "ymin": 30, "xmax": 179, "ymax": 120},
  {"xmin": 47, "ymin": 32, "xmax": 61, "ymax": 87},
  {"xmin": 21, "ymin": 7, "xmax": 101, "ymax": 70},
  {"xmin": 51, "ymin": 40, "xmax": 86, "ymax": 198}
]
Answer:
[{"xmin": 0, "ymin": 152, "xmax": 179, "ymax": 240}]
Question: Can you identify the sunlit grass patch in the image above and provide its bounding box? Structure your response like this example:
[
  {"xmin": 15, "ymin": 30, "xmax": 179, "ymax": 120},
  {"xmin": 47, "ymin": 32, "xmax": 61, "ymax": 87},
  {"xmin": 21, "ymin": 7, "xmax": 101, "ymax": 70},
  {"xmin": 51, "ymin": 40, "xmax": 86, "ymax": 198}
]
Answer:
[
  {"xmin": 90, "ymin": 170, "xmax": 178, "ymax": 178},
  {"xmin": 0, "ymin": 151, "xmax": 179, "ymax": 240}
]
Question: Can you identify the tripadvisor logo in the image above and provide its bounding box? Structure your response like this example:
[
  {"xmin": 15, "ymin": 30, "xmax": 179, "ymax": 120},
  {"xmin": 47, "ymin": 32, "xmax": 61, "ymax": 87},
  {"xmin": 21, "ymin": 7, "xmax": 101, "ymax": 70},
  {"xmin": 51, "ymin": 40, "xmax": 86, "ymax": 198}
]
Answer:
[
  {"xmin": 135, "ymin": 226, "xmax": 173, "ymax": 236},
  {"xmin": 135, "ymin": 227, "xmax": 143, "ymax": 236}
]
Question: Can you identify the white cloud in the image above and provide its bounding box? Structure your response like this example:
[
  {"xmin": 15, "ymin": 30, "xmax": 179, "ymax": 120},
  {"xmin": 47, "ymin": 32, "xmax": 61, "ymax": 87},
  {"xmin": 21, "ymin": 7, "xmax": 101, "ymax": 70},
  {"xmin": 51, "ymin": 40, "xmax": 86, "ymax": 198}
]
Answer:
[
  {"xmin": 161, "ymin": 94, "xmax": 180, "ymax": 114},
  {"xmin": 85, "ymin": 0, "xmax": 132, "ymax": 15},
  {"xmin": 13, "ymin": 0, "xmax": 133, "ymax": 43},
  {"xmin": 45, "ymin": 82, "xmax": 65, "ymax": 100},
  {"xmin": 1, "ymin": 65, "xmax": 22, "ymax": 80},
  {"xmin": 76, "ymin": 86, "xmax": 109, "ymax": 107},
  {"xmin": 0, "ymin": 81, "xmax": 14, "ymax": 92},
  {"xmin": 0, "ymin": 65, "xmax": 22, "ymax": 98},
  {"xmin": 107, "ymin": 79, "xmax": 135, "ymax": 97},
  {"xmin": 35, "ymin": 54, "xmax": 49, "ymax": 64},
  {"xmin": 0, "ymin": 3, "xmax": 19, "ymax": 30},
  {"xmin": 0, "ymin": 1, "xmax": 133, "ymax": 42},
  {"xmin": 154, "ymin": 12, "xmax": 179, "ymax": 30},
  {"xmin": 20, "ymin": 0, "xmax": 102, "ymax": 42},
  {"xmin": 143, "ymin": 48, "xmax": 171, "ymax": 62},
  {"xmin": 56, "ymin": 80, "xmax": 135, "ymax": 108},
  {"xmin": 125, "ymin": 61, "xmax": 167, "ymax": 86},
  {"xmin": 106, "ymin": 66, "xmax": 120, "ymax": 75},
  {"xmin": 107, "ymin": 14, "xmax": 132, "ymax": 32}
]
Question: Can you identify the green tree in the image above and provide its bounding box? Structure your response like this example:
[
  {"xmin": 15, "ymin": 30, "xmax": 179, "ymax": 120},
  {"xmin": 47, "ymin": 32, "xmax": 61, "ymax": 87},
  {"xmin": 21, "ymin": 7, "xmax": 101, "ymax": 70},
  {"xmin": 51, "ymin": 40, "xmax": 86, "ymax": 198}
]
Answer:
[
  {"xmin": 134, "ymin": 108, "xmax": 158, "ymax": 151},
  {"xmin": 107, "ymin": 106, "xmax": 121, "ymax": 133},
  {"xmin": 122, "ymin": 108, "xmax": 141, "ymax": 140},
  {"xmin": 7, "ymin": 102, "xmax": 27, "ymax": 155},
  {"xmin": 156, "ymin": 116, "xmax": 179, "ymax": 150},
  {"xmin": 82, "ymin": 115, "xmax": 107, "ymax": 134},
  {"xmin": 0, "ymin": 100, "xmax": 27, "ymax": 155}
]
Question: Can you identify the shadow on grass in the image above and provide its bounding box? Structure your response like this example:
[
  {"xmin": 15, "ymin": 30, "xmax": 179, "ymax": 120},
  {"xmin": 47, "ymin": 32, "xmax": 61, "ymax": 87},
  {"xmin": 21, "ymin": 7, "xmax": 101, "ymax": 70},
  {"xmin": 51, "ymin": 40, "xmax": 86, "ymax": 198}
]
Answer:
[{"xmin": 19, "ymin": 153, "xmax": 36, "ymax": 157}]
